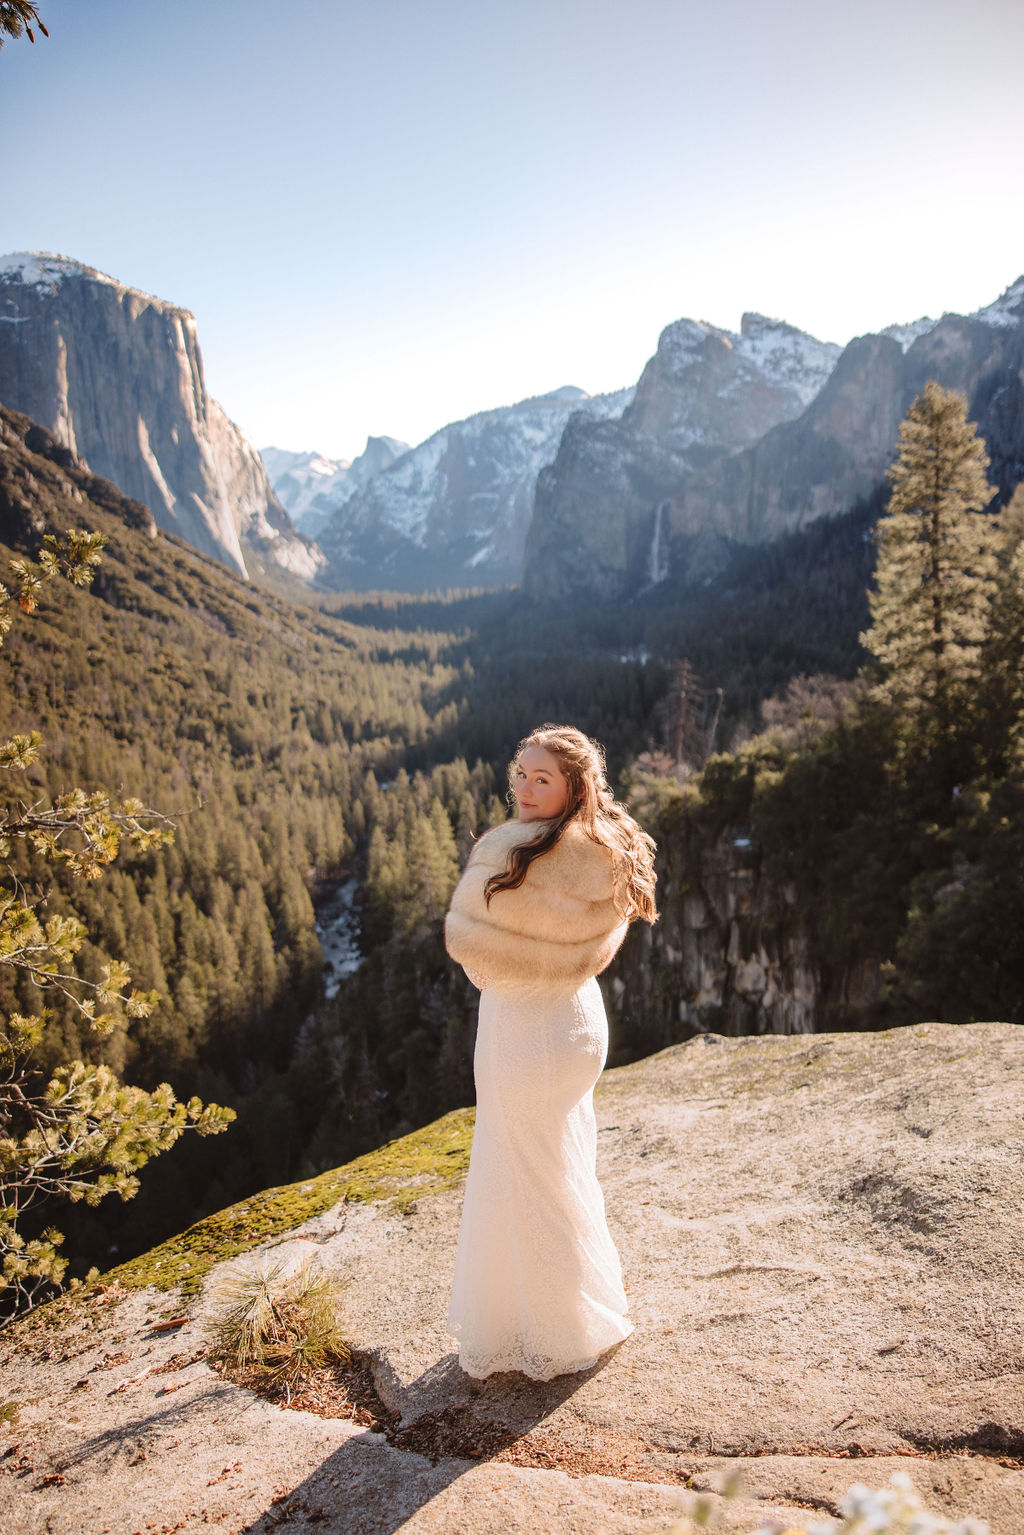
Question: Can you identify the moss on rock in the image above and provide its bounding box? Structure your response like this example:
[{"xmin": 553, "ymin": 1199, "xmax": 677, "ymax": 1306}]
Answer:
[{"xmin": 104, "ymin": 1106, "xmax": 475, "ymax": 1298}]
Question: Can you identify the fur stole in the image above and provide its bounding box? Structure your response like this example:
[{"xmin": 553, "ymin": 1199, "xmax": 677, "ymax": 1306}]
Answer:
[{"xmin": 444, "ymin": 817, "xmax": 629, "ymax": 995}]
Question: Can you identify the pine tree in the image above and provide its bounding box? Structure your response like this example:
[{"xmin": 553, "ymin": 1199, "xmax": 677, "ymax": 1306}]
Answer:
[
  {"xmin": 0, "ymin": 535, "xmax": 233, "ymax": 1316},
  {"xmin": 861, "ymin": 382, "xmax": 997, "ymax": 751},
  {"xmin": 979, "ymin": 483, "xmax": 1024, "ymax": 766},
  {"xmin": 0, "ymin": 2, "xmax": 47, "ymax": 48}
]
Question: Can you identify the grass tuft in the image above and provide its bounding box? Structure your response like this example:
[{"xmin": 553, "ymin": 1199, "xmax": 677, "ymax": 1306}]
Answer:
[{"xmin": 207, "ymin": 1256, "xmax": 349, "ymax": 1392}]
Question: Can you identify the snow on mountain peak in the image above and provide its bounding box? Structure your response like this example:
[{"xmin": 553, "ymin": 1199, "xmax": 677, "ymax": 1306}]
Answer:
[
  {"xmin": 650, "ymin": 312, "xmax": 839, "ymax": 408},
  {"xmin": 658, "ymin": 317, "xmax": 718, "ymax": 364},
  {"xmin": 0, "ymin": 252, "xmax": 172, "ymax": 313},
  {"xmin": 1, "ymin": 251, "xmax": 96, "ymax": 285},
  {"xmin": 262, "ymin": 435, "xmax": 411, "ymax": 536},
  {"xmin": 315, "ymin": 383, "xmax": 634, "ymax": 584},
  {"xmin": 880, "ymin": 317, "xmax": 938, "ymax": 351},
  {"xmin": 972, "ymin": 275, "xmax": 1024, "ymax": 329},
  {"xmin": 734, "ymin": 313, "xmax": 841, "ymax": 406},
  {"xmin": 880, "ymin": 278, "xmax": 1024, "ymax": 349},
  {"xmin": 540, "ymin": 385, "xmax": 590, "ymax": 404}
]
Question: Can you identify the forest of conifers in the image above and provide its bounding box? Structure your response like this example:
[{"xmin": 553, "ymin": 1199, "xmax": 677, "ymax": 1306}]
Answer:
[{"xmin": 1, "ymin": 400, "xmax": 1021, "ymax": 1286}]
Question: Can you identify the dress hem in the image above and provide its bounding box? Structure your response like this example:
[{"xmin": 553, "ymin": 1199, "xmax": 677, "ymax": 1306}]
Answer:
[{"xmin": 452, "ymin": 1320, "xmax": 634, "ymax": 1383}]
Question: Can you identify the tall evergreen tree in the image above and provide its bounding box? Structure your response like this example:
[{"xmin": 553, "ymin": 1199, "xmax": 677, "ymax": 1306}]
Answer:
[
  {"xmin": 980, "ymin": 483, "xmax": 1024, "ymax": 766},
  {"xmin": 861, "ymin": 382, "xmax": 997, "ymax": 752}
]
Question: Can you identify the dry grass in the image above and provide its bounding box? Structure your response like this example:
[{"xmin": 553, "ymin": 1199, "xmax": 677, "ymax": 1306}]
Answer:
[{"xmin": 207, "ymin": 1257, "xmax": 349, "ymax": 1396}]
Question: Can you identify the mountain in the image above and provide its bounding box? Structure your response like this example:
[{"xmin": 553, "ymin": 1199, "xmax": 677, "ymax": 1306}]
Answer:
[
  {"xmin": 315, "ymin": 384, "xmax": 634, "ymax": 591},
  {"xmin": 262, "ymin": 435, "xmax": 409, "ymax": 539},
  {"xmin": 523, "ymin": 280, "xmax": 1024, "ymax": 600},
  {"xmin": 0, "ymin": 253, "xmax": 322, "ymax": 582},
  {"xmin": 661, "ymin": 278, "xmax": 1024, "ymax": 573},
  {"xmin": 522, "ymin": 312, "xmax": 840, "ymax": 600}
]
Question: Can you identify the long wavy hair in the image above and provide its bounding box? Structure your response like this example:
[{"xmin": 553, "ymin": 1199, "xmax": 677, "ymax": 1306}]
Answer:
[{"xmin": 483, "ymin": 724, "xmax": 658, "ymax": 923}]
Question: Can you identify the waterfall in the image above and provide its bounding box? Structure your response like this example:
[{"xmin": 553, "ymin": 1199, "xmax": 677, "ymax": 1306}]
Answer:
[{"xmin": 647, "ymin": 502, "xmax": 669, "ymax": 586}]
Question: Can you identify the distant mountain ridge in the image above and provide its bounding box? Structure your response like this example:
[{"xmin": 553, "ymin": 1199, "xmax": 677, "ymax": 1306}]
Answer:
[
  {"xmin": 4, "ymin": 251, "xmax": 1022, "ymax": 601},
  {"xmin": 0, "ymin": 253, "xmax": 321, "ymax": 583},
  {"xmin": 261, "ymin": 436, "xmax": 409, "ymax": 539},
  {"xmin": 522, "ymin": 310, "xmax": 841, "ymax": 600},
  {"xmin": 523, "ymin": 279, "xmax": 1024, "ymax": 600},
  {"xmin": 314, "ymin": 384, "xmax": 635, "ymax": 591}
]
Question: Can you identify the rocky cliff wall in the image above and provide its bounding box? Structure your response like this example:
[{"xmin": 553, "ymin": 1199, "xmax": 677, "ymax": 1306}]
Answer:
[
  {"xmin": 606, "ymin": 821, "xmax": 879, "ymax": 1058},
  {"xmin": 523, "ymin": 279, "xmax": 1024, "ymax": 601},
  {"xmin": 668, "ymin": 299, "xmax": 1024, "ymax": 554},
  {"xmin": 522, "ymin": 312, "xmax": 840, "ymax": 600},
  {"xmin": 0, "ymin": 254, "xmax": 321, "ymax": 582}
]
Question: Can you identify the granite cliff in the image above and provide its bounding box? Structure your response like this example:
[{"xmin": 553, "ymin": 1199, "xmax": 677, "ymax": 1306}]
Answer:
[
  {"xmin": 665, "ymin": 281, "xmax": 1024, "ymax": 563},
  {"xmin": 607, "ymin": 829, "xmax": 819, "ymax": 1052},
  {"xmin": 522, "ymin": 313, "xmax": 840, "ymax": 600},
  {"xmin": 523, "ymin": 278, "xmax": 1024, "ymax": 601},
  {"xmin": 0, "ymin": 254, "xmax": 321, "ymax": 582}
]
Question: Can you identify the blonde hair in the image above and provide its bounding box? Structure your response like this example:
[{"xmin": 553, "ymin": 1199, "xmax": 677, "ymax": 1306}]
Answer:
[{"xmin": 483, "ymin": 724, "xmax": 658, "ymax": 923}]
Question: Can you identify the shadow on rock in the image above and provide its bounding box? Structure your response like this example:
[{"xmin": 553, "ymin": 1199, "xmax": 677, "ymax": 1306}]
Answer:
[{"xmin": 238, "ymin": 1348, "xmax": 620, "ymax": 1535}]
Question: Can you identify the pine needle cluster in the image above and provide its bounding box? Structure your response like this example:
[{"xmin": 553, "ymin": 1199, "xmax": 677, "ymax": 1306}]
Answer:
[
  {"xmin": 207, "ymin": 1257, "xmax": 350, "ymax": 1393},
  {"xmin": 0, "ymin": 2, "xmax": 48, "ymax": 48}
]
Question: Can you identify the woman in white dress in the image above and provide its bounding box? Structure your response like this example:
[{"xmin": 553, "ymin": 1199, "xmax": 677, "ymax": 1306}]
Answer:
[{"xmin": 444, "ymin": 724, "xmax": 657, "ymax": 1381}]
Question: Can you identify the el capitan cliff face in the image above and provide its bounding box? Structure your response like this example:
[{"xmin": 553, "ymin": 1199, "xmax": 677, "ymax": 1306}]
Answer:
[{"xmin": 0, "ymin": 254, "xmax": 321, "ymax": 582}]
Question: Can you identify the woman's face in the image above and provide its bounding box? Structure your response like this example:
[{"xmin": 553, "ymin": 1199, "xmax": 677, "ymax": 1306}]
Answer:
[{"xmin": 514, "ymin": 745, "xmax": 570, "ymax": 821}]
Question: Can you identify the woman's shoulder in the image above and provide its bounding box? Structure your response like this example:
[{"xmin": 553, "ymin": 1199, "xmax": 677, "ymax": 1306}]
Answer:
[
  {"xmin": 534, "ymin": 818, "xmax": 621, "ymax": 901},
  {"xmin": 467, "ymin": 817, "xmax": 547, "ymax": 864},
  {"xmin": 465, "ymin": 817, "xmax": 613, "ymax": 892}
]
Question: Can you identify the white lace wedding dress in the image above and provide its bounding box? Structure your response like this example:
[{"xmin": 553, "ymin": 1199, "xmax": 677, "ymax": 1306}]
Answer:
[{"xmin": 447, "ymin": 975, "xmax": 633, "ymax": 1381}]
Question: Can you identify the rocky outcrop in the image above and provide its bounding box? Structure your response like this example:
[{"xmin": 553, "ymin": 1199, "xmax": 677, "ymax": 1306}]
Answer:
[
  {"xmin": 316, "ymin": 385, "xmax": 633, "ymax": 591},
  {"xmin": 0, "ymin": 253, "xmax": 322, "ymax": 582},
  {"xmin": 522, "ymin": 313, "xmax": 840, "ymax": 599},
  {"xmin": 4, "ymin": 1024, "xmax": 1022, "ymax": 1533},
  {"xmin": 608, "ymin": 830, "xmax": 817, "ymax": 1050},
  {"xmin": 523, "ymin": 278, "xmax": 1024, "ymax": 601},
  {"xmin": 604, "ymin": 818, "xmax": 886, "ymax": 1059}
]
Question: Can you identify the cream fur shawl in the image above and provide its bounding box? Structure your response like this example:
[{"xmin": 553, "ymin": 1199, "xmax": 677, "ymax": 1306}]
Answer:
[{"xmin": 444, "ymin": 817, "xmax": 629, "ymax": 995}]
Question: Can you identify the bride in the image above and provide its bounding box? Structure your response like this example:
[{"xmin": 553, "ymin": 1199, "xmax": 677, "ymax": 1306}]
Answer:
[{"xmin": 444, "ymin": 723, "xmax": 657, "ymax": 1381}]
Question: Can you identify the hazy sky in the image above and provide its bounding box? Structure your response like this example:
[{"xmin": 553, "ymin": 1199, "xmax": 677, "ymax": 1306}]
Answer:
[{"xmin": 2, "ymin": 0, "xmax": 1023, "ymax": 461}]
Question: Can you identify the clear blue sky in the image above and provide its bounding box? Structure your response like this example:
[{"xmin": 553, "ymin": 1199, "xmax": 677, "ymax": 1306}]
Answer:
[{"xmin": 2, "ymin": 0, "xmax": 1023, "ymax": 461}]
